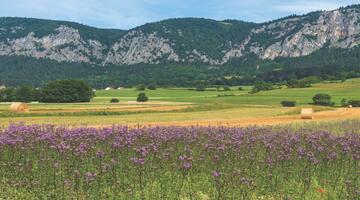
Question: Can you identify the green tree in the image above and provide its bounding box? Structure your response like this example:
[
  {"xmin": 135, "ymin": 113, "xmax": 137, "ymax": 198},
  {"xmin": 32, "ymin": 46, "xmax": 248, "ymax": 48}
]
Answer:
[
  {"xmin": 223, "ymin": 86, "xmax": 231, "ymax": 91},
  {"xmin": 281, "ymin": 101, "xmax": 296, "ymax": 107},
  {"xmin": 40, "ymin": 80, "xmax": 94, "ymax": 103},
  {"xmin": 341, "ymin": 98, "xmax": 348, "ymax": 107},
  {"xmin": 250, "ymin": 81, "xmax": 273, "ymax": 93},
  {"xmin": 195, "ymin": 84, "xmax": 206, "ymax": 91},
  {"xmin": 0, "ymin": 88, "xmax": 15, "ymax": 102},
  {"xmin": 340, "ymin": 74, "xmax": 347, "ymax": 82},
  {"xmin": 13, "ymin": 86, "xmax": 34, "ymax": 103},
  {"xmin": 312, "ymin": 93, "xmax": 334, "ymax": 106},
  {"xmin": 286, "ymin": 79, "xmax": 311, "ymax": 88},
  {"xmin": 137, "ymin": 92, "xmax": 148, "ymax": 102},
  {"xmin": 32, "ymin": 89, "xmax": 42, "ymax": 101},
  {"xmin": 110, "ymin": 98, "xmax": 119, "ymax": 103}
]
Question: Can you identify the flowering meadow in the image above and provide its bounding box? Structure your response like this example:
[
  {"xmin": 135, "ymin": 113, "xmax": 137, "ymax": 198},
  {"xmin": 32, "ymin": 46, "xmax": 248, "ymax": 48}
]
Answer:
[{"xmin": 0, "ymin": 122, "xmax": 359, "ymax": 199}]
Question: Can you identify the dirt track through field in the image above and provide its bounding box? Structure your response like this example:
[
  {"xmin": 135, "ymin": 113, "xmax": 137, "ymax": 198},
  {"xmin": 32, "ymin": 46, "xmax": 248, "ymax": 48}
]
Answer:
[{"xmin": 131, "ymin": 108, "xmax": 360, "ymax": 127}]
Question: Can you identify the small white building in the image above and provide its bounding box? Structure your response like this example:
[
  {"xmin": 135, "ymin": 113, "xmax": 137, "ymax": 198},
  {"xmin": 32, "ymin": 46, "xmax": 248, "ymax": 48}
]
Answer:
[{"xmin": 0, "ymin": 85, "xmax": 6, "ymax": 90}]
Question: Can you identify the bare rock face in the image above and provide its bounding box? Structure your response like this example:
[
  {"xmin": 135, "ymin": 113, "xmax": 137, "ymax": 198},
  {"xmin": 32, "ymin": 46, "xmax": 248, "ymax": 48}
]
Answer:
[
  {"xmin": 104, "ymin": 30, "xmax": 179, "ymax": 65},
  {"xmin": 188, "ymin": 49, "xmax": 220, "ymax": 65},
  {"xmin": 182, "ymin": 37, "xmax": 250, "ymax": 65},
  {"xmin": 220, "ymin": 36, "xmax": 250, "ymax": 64},
  {"xmin": 0, "ymin": 25, "xmax": 106, "ymax": 63},
  {"xmin": 251, "ymin": 8, "xmax": 360, "ymax": 59}
]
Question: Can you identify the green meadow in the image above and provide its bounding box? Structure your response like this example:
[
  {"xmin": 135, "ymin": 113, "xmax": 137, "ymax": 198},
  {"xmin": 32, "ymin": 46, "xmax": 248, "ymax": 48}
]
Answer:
[
  {"xmin": 0, "ymin": 78, "xmax": 359, "ymax": 126},
  {"xmin": 95, "ymin": 79, "xmax": 360, "ymax": 106}
]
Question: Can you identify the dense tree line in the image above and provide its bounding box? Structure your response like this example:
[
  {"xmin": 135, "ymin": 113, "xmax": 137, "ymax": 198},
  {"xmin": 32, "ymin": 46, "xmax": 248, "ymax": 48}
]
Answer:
[
  {"xmin": 40, "ymin": 80, "xmax": 94, "ymax": 103},
  {"xmin": 0, "ymin": 86, "xmax": 38, "ymax": 103},
  {"xmin": 286, "ymin": 77, "xmax": 320, "ymax": 88},
  {"xmin": 0, "ymin": 80, "xmax": 94, "ymax": 103},
  {"xmin": 0, "ymin": 45, "xmax": 359, "ymax": 88}
]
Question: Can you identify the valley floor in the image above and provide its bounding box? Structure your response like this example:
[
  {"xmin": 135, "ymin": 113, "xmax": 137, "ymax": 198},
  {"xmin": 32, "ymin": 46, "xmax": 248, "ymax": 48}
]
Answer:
[{"xmin": 0, "ymin": 78, "xmax": 359, "ymax": 127}]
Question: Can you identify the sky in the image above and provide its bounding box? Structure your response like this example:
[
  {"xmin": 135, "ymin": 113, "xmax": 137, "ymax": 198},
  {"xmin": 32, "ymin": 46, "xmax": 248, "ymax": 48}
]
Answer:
[{"xmin": 0, "ymin": 0, "xmax": 358, "ymax": 30}]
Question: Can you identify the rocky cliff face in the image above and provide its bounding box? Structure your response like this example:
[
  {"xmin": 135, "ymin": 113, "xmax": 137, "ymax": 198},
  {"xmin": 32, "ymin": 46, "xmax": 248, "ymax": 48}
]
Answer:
[
  {"xmin": 0, "ymin": 5, "xmax": 359, "ymax": 66},
  {"xmin": 251, "ymin": 8, "xmax": 360, "ymax": 59},
  {"xmin": 0, "ymin": 25, "xmax": 106, "ymax": 63},
  {"xmin": 104, "ymin": 30, "xmax": 179, "ymax": 65}
]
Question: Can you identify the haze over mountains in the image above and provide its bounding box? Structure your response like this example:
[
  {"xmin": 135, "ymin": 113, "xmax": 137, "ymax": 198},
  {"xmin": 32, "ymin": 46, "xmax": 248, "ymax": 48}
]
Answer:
[{"xmin": 0, "ymin": 4, "xmax": 359, "ymax": 87}]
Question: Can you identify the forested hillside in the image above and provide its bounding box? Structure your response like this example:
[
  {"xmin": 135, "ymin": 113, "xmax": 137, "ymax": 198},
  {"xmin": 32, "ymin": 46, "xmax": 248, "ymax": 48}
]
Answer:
[{"xmin": 0, "ymin": 5, "xmax": 359, "ymax": 87}]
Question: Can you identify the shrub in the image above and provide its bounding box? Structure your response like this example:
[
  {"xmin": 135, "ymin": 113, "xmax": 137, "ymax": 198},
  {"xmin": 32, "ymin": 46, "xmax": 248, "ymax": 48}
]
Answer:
[
  {"xmin": 238, "ymin": 86, "xmax": 244, "ymax": 91},
  {"xmin": 312, "ymin": 93, "xmax": 334, "ymax": 106},
  {"xmin": 286, "ymin": 79, "xmax": 311, "ymax": 88},
  {"xmin": 136, "ymin": 84, "xmax": 146, "ymax": 91},
  {"xmin": 250, "ymin": 81, "xmax": 273, "ymax": 94},
  {"xmin": 301, "ymin": 76, "xmax": 320, "ymax": 84},
  {"xmin": 195, "ymin": 84, "xmax": 205, "ymax": 91},
  {"xmin": 341, "ymin": 98, "xmax": 348, "ymax": 107},
  {"xmin": 147, "ymin": 83, "xmax": 157, "ymax": 90},
  {"xmin": 348, "ymin": 100, "xmax": 360, "ymax": 107},
  {"xmin": 223, "ymin": 86, "xmax": 231, "ymax": 91},
  {"xmin": 110, "ymin": 98, "xmax": 119, "ymax": 103},
  {"xmin": 137, "ymin": 92, "xmax": 148, "ymax": 102},
  {"xmin": 281, "ymin": 101, "xmax": 296, "ymax": 107},
  {"xmin": 217, "ymin": 94, "xmax": 235, "ymax": 97}
]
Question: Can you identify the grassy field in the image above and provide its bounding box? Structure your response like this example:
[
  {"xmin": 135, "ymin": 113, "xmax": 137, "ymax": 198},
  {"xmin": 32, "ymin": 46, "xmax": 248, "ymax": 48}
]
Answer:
[
  {"xmin": 0, "ymin": 78, "xmax": 359, "ymax": 126},
  {"xmin": 94, "ymin": 79, "xmax": 360, "ymax": 105}
]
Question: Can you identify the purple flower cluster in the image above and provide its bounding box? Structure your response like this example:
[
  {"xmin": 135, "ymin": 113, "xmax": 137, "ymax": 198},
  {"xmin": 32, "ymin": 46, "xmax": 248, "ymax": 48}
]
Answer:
[
  {"xmin": 0, "ymin": 123, "xmax": 358, "ymax": 198},
  {"xmin": 0, "ymin": 124, "xmax": 359, "ymax": 166}
]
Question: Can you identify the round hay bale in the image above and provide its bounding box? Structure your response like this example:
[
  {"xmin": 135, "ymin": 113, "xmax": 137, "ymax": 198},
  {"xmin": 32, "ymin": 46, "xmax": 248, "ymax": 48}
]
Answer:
[
  {"xmin": 10, "ymin": 102, "xmax": 29, "ymax": 113},
  {"xmin": 301, "ymin": 108, "xmax": 314, "ymax": 119}
]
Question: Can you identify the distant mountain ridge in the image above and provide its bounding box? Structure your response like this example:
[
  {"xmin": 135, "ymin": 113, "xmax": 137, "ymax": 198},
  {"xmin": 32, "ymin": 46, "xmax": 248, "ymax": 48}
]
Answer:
[
  {"xmin": 0, "ymin": 4, "xmax": 359, "ymax": 66},
  {"xmin": 0, "ymin": 5, "xmax": 359, "ymax": 87}
]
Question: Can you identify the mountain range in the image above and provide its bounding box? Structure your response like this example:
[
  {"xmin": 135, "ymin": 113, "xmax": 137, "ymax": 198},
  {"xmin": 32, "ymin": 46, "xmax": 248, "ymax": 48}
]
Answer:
[{"xmin": 0, "ymin": 4, "xmax": 359, "ymax": 87}]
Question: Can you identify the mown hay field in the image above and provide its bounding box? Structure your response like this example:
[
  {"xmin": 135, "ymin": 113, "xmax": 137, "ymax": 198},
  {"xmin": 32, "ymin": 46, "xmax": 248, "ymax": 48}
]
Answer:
[{"xmin": 0, "ymin": 78, "xmax": 359, "ymax": 127}]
